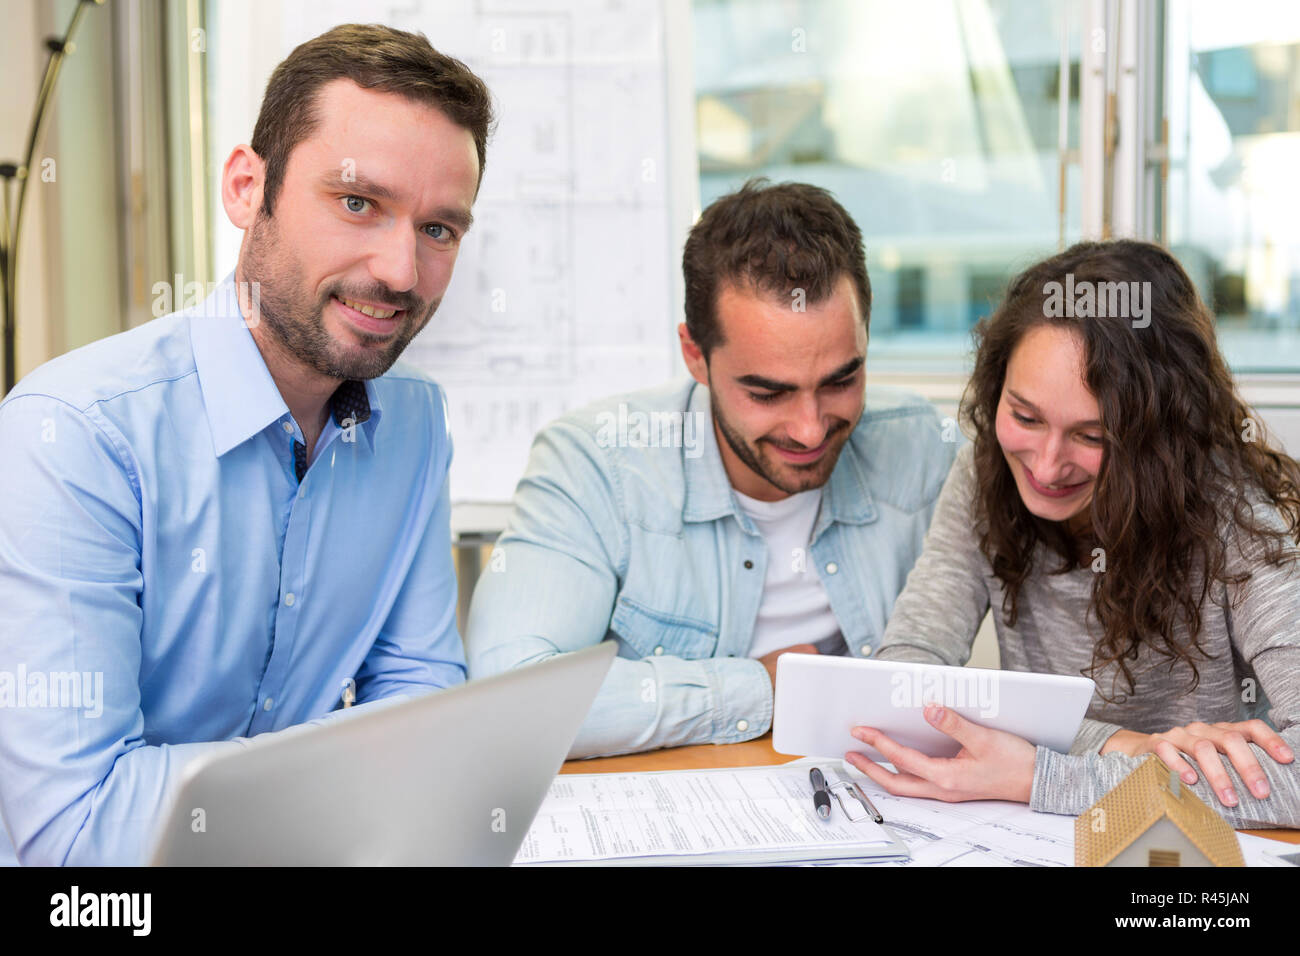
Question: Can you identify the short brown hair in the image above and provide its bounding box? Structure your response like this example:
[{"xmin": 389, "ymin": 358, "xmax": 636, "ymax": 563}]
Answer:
[
  {"xmin": 682, "ymin": 178, "xmax": 872, "ymax": 357},
  {"xmin": 251, "ymin": 23, "xmax": 495, "ymax": 217}
]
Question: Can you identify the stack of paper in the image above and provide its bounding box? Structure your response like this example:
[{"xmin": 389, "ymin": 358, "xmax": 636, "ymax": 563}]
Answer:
[{"xmin": 514, "ymin": 761, "xmax": 908, "ymax": 866}]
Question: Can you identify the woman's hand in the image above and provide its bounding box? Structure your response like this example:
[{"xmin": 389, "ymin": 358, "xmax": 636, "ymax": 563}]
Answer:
[
  {"xmin": 1101, "ymin": 720, "xmax": 1295, "ymax": 808},
  {"xmin": 846, "ymin": 702, "xmax": 1037, "ymax": 803}
]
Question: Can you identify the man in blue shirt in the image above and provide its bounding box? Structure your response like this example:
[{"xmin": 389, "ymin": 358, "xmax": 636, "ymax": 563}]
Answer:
[
  {"xmin": 0, "ymin": 24, "xmax": 491, "ymax": 865},
  {"xmin": 466, "ymin": 180, "xmax": 957, "ymax": 758}
]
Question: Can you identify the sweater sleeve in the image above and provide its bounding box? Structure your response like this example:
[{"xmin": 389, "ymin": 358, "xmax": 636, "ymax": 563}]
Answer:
[
  {"xmin": 875, "ymin": 443, "xmax": 992, "ymax": 666},
  {"xmin": 1031, "ymin": 498, "xmax": 1300, "ymax": 828}
]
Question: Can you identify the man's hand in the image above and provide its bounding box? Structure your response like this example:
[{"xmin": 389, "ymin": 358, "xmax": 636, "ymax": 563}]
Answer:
[
  {"xmin": 1101, "ymin": 720, "xmax": 1295, "ymax": 808},
  {"xmin": 845, "ymin": 703, "xmax": 1037, "ymax": 803},
  {"xmin": 758, "ymin": 643, "xmax": 819, "ymax": 689}
]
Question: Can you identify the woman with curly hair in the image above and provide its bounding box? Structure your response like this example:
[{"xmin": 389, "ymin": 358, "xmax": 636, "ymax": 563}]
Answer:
[{"xmin": 852, "ymin": 239, "xmax": 1299, "ymax": 828}]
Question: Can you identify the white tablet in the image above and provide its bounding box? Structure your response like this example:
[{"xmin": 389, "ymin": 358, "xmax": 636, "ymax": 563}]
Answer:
[{"xmin": 773, "ymin": 654, "xmax": 1095, "ymax": 760}]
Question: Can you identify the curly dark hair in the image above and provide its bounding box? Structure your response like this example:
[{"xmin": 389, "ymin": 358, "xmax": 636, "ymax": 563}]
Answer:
[{"xmin": 964, "ymin": 239, "xmax": 1300, "ymax": 697}]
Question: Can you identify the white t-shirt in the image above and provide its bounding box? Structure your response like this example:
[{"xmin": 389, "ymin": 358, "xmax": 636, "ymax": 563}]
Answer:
[{"xmin": 733, "ymin": 487, "xmax": 842, "ymax": 659}]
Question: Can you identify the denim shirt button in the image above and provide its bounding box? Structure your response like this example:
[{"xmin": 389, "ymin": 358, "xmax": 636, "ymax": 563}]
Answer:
[
  {"xmin": 653, "ymin": 646, "xmax": 664, "ymax": 656},
  {"xmin": 736, "ymin": 720, "xmax": 749, "ymax": 732},
  {"xmin": 860, "ymin": 645, "xmax": 873, "ymax": 657},
  {"xmin": 825, "ymin": 562, "xmax": 839, "ymax": 574},
  {"xmin": 743, "ymin": 560, "xmax": 754, "ymax": 569}
]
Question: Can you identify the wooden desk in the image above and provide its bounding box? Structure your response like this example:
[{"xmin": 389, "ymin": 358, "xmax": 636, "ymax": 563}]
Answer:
[{"xmin": 562, "ymin": 734, "xmax": 1300, "ymax": 846}]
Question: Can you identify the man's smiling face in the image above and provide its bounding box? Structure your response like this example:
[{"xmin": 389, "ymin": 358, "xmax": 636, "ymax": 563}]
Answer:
[
  {"xmin": 682, "ymin": 275, "xmax": 868, "ymax": 502},
  {"xmin": 240, "ymin": 78, "xmax": 480, "ymax": 381}
]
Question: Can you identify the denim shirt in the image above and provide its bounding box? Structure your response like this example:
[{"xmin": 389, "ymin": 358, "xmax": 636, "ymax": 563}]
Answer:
[{"xmin": 465, "ymin": 377, "xmax": 956, "ymax": 758}]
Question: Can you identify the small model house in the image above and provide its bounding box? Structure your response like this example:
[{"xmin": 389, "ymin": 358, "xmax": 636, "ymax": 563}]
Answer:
[{"xmin": 1074, "ymin": 755, "xmax": 1245, "ymax": 867}]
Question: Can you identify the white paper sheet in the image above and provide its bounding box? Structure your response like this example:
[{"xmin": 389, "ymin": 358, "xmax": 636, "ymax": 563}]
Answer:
[
  {"xmin": 514, "ymin": 761, "xmax": 907, "ymax": 865},
  {"xmin": 836, "ymin": 762, "xmax": 1296, "ymax": 868},
  {"xmin": 517, "ymin": 757, "xmax": 1298, "ymax": 866}
]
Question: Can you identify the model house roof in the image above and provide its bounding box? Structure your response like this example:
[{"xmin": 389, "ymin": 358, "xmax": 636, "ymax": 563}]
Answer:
[{"xmin": 1074, "ymin": 755, "xmax": 1245, "ymax": 867}]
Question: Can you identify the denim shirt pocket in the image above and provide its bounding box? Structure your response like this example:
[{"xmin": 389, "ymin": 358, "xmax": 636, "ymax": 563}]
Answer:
[{"xmin": 611, "ymin": 595, "xmax": 719, "ymax": 660}]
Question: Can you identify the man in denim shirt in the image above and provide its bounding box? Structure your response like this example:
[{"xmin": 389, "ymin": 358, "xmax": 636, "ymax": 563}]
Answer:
[{"xmin": 466, "ymin": 180, "xmax": 955, "ymax": 758}]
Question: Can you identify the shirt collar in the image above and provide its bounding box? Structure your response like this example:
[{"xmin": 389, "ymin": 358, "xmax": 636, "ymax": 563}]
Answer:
[
  {"xmin": 681, "ymin": 381, "xmax": 738, "ymax": 523},
  {"xmin": 190, "ymin": 272, "xmax": 382, "ymax": 458},
  {"xmin": 680, "ymin": 378, "xmax": 876, "ymax": 528},
  {"xmin": 818, "ymin": 424, "xmax": 877, "ymax": 529},
  {"xmin": 327, "ymin": 379, "xmax": 374, "ymax": 431}
]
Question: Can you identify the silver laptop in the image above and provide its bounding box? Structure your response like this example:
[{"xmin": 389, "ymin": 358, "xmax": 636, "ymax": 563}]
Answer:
[{"xmin": 149, "ymin": 642, "xmax": 616, "ymax": 866}]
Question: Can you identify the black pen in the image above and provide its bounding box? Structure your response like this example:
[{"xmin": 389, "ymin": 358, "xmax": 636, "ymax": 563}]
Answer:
[{"xmin": 809, "ymin": 767, "xmax": 832, "ymax": 820}]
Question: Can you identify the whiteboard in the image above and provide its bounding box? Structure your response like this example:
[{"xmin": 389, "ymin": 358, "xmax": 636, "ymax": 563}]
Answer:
[{"xmin": 207, "ymin": 0, "xmax": 698, "ymax": 503}]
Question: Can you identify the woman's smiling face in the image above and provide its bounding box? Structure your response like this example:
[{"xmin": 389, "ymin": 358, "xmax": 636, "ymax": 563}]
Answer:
[{"xmin": 994, "ymin": 324, "xmax": 1105, "ymax": 524}]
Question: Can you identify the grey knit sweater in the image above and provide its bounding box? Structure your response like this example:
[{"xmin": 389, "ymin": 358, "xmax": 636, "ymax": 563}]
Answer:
[{"xmin": 875, "ymin": 443, "xmax": 1300, "ymax": 828}]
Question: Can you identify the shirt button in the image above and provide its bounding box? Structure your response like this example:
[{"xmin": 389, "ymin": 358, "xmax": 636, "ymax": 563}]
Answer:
[
  {"xmin": 743, "ymin": 560, "xmax": 754, "ymax": 569},
  {"xmin": 284, "ymin": 592, "xmax": 295, "ymax": 606},
  {"xmin": 653, "ymin": 646, "xmax": 664, "ymax": 656},
  {"xmin": 736, "ymin": 720, "xmax": 749, "ymax": 732},
  {"xmin": 263, "ymin": 697, "xmax": 274, "ymax": 711},
  {"xmin": 282, "ymin": 422, "xmax": 293, "ymax": 434},
  {"xmin": 825, "ymin": 562, "xmax": 839, "ymax": 575},
  {"xmin": 860, "ymin": 645, "xmax": 873, "ymax": 657}
]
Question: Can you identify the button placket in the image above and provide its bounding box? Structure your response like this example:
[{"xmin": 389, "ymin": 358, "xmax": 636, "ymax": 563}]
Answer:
[{"xmin": 254, "ymin": 454, "xmax": 314, "ymax": 732}]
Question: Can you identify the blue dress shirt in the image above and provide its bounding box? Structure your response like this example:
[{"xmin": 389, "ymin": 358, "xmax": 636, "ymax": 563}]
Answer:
[
  {"xmin": 0, "ymin": 274, "xmax": 465, "ymax": 865},
  {"xmin": 465, "ymin": 377, "xmax": 956, "ymax": 758}
]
